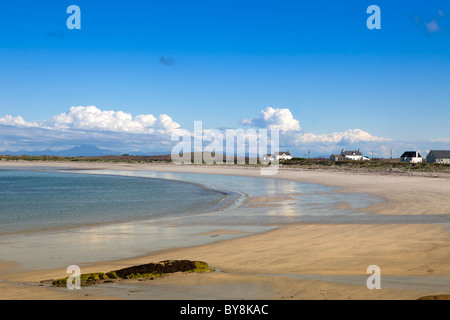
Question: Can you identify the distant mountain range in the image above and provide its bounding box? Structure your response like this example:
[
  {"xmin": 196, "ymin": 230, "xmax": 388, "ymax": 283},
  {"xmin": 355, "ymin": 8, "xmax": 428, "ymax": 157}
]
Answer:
[{"xmin": 0, "ymin": 145, "xmax": 171, "ymax": 157}]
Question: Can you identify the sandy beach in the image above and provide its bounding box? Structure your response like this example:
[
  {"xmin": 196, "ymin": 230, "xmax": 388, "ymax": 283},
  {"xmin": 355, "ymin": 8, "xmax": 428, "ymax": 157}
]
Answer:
[{"xmin": 0, "ymin": 161, "xmax": 449, "ymax": 300}]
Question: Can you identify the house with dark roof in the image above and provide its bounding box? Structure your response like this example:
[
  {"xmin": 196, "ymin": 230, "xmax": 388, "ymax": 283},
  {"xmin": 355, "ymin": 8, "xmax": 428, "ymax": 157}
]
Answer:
[
  {"xmin": 275, "ymin": 150, "xmax": 292, "ymax": 160},
  {"xmin": 330, "ymin": 149, "xmax": 368, "ymax": 161},
  {"xmin": 400, "ymin": 151, "xmax": 422, "ymax": 163},
  {"xmin": 426, "ymin": 150, "xmax": 450, "ymax": 164},
  {"xmin": 262, "ymin": 150, "xmax": 293, "ymax": 162}
]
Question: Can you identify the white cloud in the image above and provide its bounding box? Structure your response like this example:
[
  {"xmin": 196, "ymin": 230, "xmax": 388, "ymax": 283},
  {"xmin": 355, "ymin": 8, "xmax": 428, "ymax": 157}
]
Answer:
[
  {"xmin": 0, "ymin": 106, "xmax": 184, "ymax": 152},
  {"xmin": 38, "ymin": 106, "xmax": 180, "ymax": 134},
  {"xmin": 0, "ymin": 115, "xmax": 38, "ymax": 128},
  {"xmin": 291, "ymin": 129, "xmax": 390, "ymax": 145},
  {"xmin": 426, "ymin": 19, "xmax": 441, "ymax": 33},
  {"xmin": 240, "ymin": 108, "xmax": 389, "ymax": 147},
  {"xmin": 241, "ymin": 107, "xmax": 301, "ymax": 131},
  {"xmin": 236, "ymin": 108, "xmax": 402, "ymax": 158},
  {"xmin": 1, "ymin": 106, "xmax": 447, "ymax": 157},
  {"xmin": 431, "ymin": 138, "xmax": 450, "ymax": 143}
]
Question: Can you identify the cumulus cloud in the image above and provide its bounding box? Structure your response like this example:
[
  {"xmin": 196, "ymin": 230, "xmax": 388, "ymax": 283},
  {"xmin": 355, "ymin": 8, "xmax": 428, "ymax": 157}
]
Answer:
[
  {"xmin": 239, "ymin": 107, "xmax": 392, "ymax": 157},
  {"xmin": 241, "ymin": 107, "xmax": 301, "ymax": 131},
  {"xmin": 240, "ymin": 108, "xmax": 387, "ymax": 144},
  {"xmin": 0, "ymin": 115, "xmax": 38, "ymax": 128},
  {"xmin": 0, "ymin": 106, "xmax": 183, "ymax": 152},
  {"xmin": 291, "ymin": 129, "xmax": 390, "ymax": 145},
  {"xmin": 1, "ymin": 106, "xmax": 446, "ymax": 158},
  {"xmin": 32, "ymin": 106, "xmax": 181, "ymax": 134}
]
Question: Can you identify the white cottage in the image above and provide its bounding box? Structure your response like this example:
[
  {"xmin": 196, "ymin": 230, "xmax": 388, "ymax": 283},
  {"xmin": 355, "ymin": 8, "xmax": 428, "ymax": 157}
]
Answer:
[
  {"xmin": 275, "ymin": 150, "xmax": 293, "ymax": 160},
  {"xmin": 400, "ymin": 151, "xmax": 422, "ymax": 163},
  {"xmin": 331, "ymin": 149, "xmax": 368, "ymax": 161},
  {"xmin": 341, "ymin": 149, "xmax": 363, "ymax": 160},
  {"xmin": 262, "ymin": 150, "xmax": 293, "ymax": 161}
]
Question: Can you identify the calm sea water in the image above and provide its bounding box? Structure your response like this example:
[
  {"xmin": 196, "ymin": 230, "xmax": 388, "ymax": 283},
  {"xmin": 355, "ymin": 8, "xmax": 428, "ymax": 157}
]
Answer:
[{"xmin": 0, "ymin": 168, "xmax": 228, "ymax": 234}]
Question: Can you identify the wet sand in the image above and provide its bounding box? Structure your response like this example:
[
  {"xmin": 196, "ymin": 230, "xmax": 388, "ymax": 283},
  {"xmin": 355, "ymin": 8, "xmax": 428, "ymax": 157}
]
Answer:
[{"xmin": 0, "ymin": 161, "xmax": 449, "ymax": 300}]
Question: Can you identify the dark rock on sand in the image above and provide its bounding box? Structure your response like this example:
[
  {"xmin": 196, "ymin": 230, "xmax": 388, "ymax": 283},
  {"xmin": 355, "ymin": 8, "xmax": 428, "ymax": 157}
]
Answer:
[
  {"xmin": 49, "ymin": 260, "xmax": 212, "ymax": 287},
  {"xmin": 417, "ymin": 294, "xmax": 450, "ymax": 300},
  {"xmin": 114, "ymin": 260, "xmax": 198, "ymax": 278}
]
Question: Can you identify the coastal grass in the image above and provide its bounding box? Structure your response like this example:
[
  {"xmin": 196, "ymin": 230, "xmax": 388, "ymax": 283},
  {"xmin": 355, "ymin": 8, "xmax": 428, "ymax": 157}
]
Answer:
[
  {"xmin": 281, "ymin": 157, "xmax": 450, "ymax": 173},
  {"xmin": 1, "ymin": 155, "xmax": 450, "ymax": 174}
]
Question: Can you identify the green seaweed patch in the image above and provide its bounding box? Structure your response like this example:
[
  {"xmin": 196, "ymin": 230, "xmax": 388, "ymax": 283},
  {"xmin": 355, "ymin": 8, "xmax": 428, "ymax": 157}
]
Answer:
[
  {"xmin": 187, "ymin": 261, "xmax": 215, "ymax": 273},
  {"xmin": 51, "ymin": 272, "xmax": 116, "ymax": 287},
  {"xmin": 122, "ymin": 272, "xmax": 164, "ymax": 279},
  {"xmin": 49, "ymin": 260, "xmax": 213, "ymax": 287}
]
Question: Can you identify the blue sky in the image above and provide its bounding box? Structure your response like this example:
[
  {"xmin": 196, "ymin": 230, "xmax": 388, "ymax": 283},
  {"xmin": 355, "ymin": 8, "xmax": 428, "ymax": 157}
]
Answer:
[{"xmin": 0, "ymin": 1, "xmax": 449, "ymax": 156}]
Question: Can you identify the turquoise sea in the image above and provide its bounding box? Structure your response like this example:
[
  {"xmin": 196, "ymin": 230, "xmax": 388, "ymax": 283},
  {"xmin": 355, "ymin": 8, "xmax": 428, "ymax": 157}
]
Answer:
[{"xmin": 0, "ymin": 168, "xmax": 228, "ymax": 234}]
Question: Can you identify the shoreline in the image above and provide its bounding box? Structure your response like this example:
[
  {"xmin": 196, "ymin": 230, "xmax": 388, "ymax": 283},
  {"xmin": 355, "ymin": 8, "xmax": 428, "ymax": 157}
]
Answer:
[
  {"xmin": 0, "ymin": 170, "xmax": 242, "ymax": 237},
  {"xmin": 2, "ymin": 160, "xmax": 449, "ymax": 216},
  {"xmin": 0, "ymin": 161, "xmax": 449, "ymax": 300}
]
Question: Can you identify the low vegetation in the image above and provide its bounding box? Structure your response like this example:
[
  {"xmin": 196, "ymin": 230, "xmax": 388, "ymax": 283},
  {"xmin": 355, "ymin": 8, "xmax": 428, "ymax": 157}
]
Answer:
[
  {"xmin": 0, "ymin": 154, "xmax": 170, "ymax": 163},
  {"xmin": 280, "ymin": 157, "xmax": 450, "ymax": 173},
  {"xmin": 280, "ymin": 158, "xmax": 450, "ymax": 172},
  {"xmin": 1, "ymin": 154, "xmax": 449, "ymax": 174}
]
